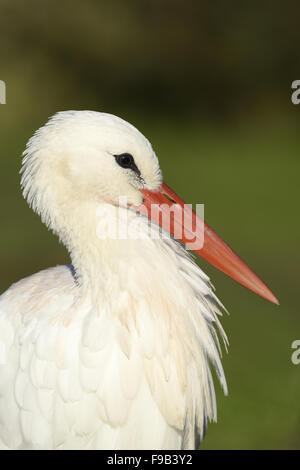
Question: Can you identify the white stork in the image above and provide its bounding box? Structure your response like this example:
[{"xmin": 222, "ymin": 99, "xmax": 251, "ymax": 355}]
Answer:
[{"xmin": 0, "ymin": 111, "xmax": 278, "ymax": 450}]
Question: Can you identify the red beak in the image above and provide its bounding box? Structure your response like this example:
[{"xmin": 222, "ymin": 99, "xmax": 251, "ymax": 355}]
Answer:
[{"xmin": 138, "ymin": 183, "xmax": 279, "ymax": 305}]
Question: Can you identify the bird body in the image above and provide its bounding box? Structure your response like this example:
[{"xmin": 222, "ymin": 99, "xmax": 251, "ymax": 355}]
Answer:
[
  {"xmin": 0, "ymin": 111, "xmax": 276, "ymax": 449},
  {"xmin": 0, "ymin": 246, "xmax": 226, "ymax": 449}
]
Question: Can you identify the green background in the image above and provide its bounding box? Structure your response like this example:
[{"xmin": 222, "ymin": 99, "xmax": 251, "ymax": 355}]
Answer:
[{"xmin": 0, "ymin": 0, "xmax": 299, "ymax": 449}]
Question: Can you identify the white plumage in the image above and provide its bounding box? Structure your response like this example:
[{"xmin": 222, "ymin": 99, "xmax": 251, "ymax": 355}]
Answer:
[{"xmin": 0, "ymin": 111, "xmax": 227, "ymax": 450}]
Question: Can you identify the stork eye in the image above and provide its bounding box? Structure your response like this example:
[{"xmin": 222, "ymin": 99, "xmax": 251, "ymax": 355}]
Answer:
[
  {"xmin": 114, "ymin": 152, "xmax": 142, "ymax": 180},
  {"xmin": 114, "ymin": 153, "xmax": 134, "ymax": 169}
]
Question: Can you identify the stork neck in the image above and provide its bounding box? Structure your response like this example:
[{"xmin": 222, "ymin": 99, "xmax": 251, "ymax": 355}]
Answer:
[{"xmin": 57, "ymin": 200, "xmax": 148, "ymax": 299}]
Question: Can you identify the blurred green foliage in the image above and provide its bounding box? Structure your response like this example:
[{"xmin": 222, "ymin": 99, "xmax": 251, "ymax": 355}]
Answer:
[{"xmin": 0, "ymin": 0, "xmax": 299, "ymax": 449}]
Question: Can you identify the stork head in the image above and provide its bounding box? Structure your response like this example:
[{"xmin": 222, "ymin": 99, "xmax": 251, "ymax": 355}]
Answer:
[
  {"xmin": 21, "ymin": 110, "xmax": 278, "ymax": 304},
  {"xmin": 21, "ymin": 111, "xmax": 162, "ymax": 213}
]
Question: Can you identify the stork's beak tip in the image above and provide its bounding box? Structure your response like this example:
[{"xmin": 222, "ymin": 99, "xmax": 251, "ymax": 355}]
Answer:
[{"xmin": 269, "ymin": 293, "xmax": 280, "ymax": 306}]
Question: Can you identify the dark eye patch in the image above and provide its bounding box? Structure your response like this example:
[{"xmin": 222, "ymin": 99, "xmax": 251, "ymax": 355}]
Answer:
[{"xmin": 114, "ymin": 153, "xmax": 142, "ymax": 179}]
